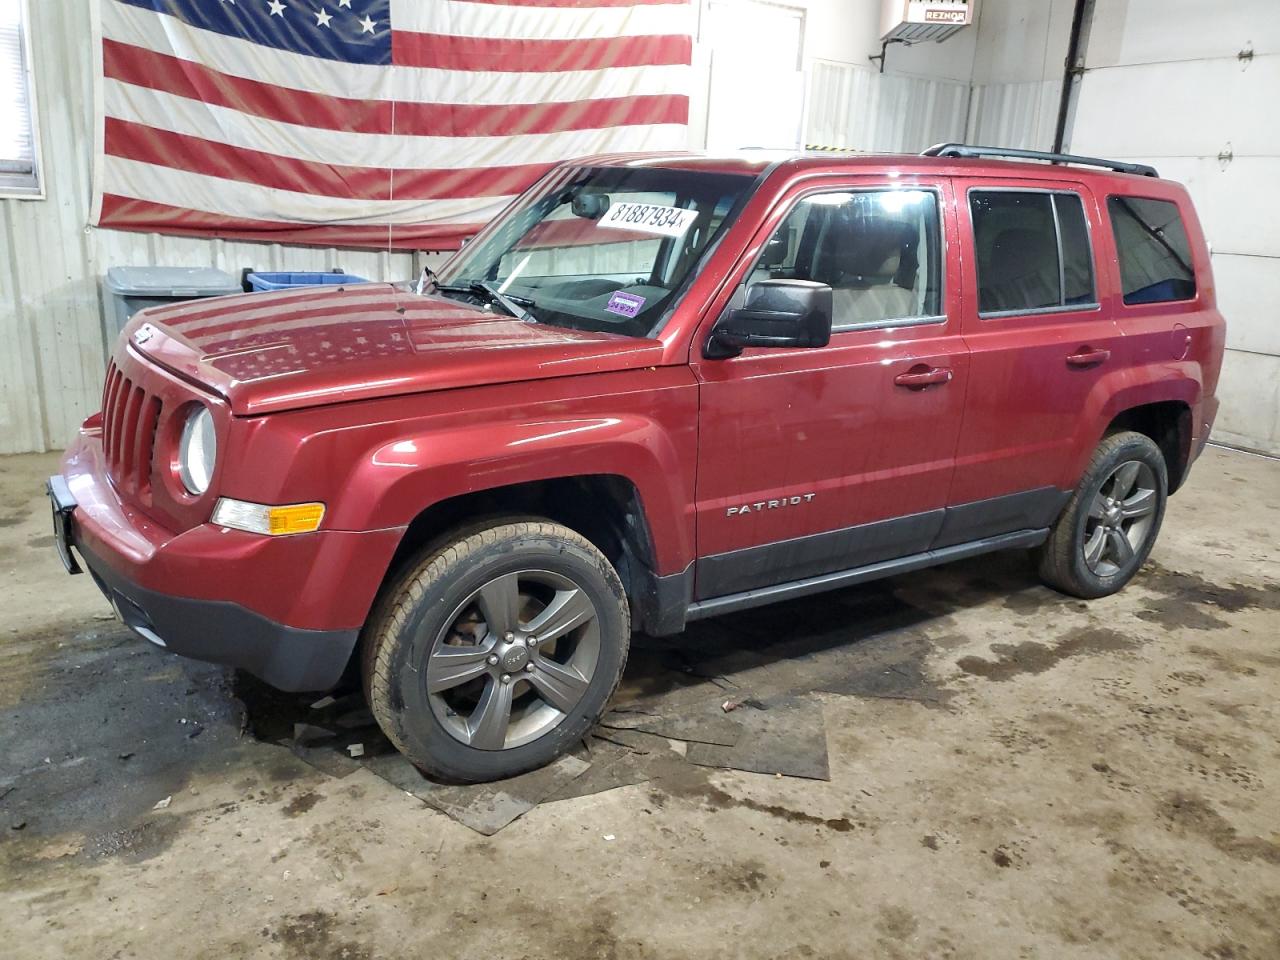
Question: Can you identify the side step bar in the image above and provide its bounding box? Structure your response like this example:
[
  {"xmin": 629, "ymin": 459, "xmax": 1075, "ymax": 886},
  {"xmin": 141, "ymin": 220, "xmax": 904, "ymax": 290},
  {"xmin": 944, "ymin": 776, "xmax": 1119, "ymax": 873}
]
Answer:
[{"xmin": 685, "ymin": 529, "xmax": 1049, "ymax": 622}]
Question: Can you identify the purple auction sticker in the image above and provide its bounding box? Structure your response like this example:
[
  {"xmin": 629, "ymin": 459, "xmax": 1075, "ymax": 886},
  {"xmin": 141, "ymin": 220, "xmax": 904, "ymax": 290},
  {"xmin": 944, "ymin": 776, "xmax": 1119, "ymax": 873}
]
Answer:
[{"xmin": 605, "ymin": 291, "xmax": 646, "ymax": 318}]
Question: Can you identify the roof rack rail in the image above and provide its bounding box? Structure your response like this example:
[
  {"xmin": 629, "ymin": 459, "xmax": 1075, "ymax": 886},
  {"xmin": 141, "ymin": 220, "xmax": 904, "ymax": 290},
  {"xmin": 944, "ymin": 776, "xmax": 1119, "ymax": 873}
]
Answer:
[{"xmin": 921, "ymin": 143, "xmax": 1159, "ymax": 178}]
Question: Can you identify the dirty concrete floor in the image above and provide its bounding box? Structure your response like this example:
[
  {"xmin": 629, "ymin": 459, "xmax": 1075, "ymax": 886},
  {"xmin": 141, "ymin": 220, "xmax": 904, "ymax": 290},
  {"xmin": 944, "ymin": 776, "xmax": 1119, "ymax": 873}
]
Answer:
[{"xmin": 1, "ymin": 446, "xmax": 1278, "ymax": 960}]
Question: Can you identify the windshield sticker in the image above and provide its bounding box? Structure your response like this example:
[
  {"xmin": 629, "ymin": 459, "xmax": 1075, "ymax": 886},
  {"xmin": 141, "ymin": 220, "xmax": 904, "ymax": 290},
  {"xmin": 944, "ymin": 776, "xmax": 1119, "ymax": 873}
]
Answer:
[
  {"xmin": 600, "ymin": 202, "xmax": 700, "ymax": 238},
  {"xmin": 606, "ymin": 291, "xmax": 647, "ymax": 318}
]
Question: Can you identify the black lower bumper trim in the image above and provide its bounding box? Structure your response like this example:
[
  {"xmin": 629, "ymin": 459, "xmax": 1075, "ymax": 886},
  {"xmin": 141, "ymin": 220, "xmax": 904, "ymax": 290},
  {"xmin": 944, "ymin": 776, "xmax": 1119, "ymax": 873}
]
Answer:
[{"xmin": 75, "ymin": 538, "xmax": 359, "ymax": 692}]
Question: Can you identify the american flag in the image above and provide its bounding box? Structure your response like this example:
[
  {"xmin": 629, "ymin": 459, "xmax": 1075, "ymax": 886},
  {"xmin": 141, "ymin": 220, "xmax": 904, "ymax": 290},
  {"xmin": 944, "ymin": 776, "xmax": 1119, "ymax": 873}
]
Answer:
[{"xmin": 91, "ymin": 0, "xmax": 693, "ymax": 249}]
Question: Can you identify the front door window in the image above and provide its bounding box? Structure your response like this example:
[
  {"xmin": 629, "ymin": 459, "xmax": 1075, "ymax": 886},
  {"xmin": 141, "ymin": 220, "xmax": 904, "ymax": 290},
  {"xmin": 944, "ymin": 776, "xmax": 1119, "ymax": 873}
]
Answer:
[{"xmin": 753, "ymin": 189, "xmax": 943, "ymax": 330}]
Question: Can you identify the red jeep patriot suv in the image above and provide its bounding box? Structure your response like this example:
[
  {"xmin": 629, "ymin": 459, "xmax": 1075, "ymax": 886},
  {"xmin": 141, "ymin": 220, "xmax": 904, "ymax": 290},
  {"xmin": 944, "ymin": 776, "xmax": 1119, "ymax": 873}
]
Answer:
[{"xmin": 49, "ymin": 144, "xmax": 1224, "ymax": 782}]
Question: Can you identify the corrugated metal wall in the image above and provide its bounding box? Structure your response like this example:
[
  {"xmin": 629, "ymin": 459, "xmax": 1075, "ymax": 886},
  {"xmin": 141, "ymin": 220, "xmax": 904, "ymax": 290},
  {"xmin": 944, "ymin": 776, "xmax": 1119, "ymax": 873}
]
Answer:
[
  {"xmin": 964, "ymin": 79, "xmax": 1061, "ymax": 150},
  {"xmin": 805, "ymin": 60, "xmax": 970, "ymax": 152},
  {"xmin": 0, "ymin": 0, "xmax": 415, "ymax": 456}
]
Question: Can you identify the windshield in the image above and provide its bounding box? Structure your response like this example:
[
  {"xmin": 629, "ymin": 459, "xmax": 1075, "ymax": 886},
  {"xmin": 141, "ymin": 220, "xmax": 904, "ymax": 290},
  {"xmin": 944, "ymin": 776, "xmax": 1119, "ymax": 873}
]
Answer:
[{"xmin": 435, "ymin": 165, "xmax": 755, "ymax": 337}]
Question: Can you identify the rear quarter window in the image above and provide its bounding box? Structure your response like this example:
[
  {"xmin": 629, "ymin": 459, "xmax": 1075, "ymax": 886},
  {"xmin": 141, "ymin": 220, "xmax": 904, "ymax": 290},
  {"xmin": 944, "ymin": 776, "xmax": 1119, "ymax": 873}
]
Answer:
[{"xmin": 1107, "ymin": 197, "xmax": 1197, "ymax": 305}]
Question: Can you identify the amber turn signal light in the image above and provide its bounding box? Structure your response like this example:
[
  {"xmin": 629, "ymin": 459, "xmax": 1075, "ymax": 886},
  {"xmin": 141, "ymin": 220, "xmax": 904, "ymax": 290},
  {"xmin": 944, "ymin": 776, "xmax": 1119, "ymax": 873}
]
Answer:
[{"xmin": 211, "ymin": 499, "xmax": 325, "ymax": 536}]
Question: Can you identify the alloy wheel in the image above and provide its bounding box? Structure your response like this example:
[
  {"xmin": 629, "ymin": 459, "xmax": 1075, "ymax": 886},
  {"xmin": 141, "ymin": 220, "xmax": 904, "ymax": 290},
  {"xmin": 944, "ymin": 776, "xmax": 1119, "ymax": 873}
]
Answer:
[
  {"xmin": 424, "ymin": 569, "xmax": 601, "ymax": 750},
  {"xmin": 1082, "ymin": 459, "xmax": 1159, "ymax": 577}
]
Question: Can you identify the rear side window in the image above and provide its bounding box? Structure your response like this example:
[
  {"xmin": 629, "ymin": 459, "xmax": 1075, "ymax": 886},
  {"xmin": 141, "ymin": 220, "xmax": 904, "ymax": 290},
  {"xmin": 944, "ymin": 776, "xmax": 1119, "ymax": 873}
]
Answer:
[
  {"xmin": 1108, "ymin": 197, "xmax": 1197, "ymax": 305},
  {"xmin": 970, "ymin": 191, "xmax": 1097, "ymax": 315}
]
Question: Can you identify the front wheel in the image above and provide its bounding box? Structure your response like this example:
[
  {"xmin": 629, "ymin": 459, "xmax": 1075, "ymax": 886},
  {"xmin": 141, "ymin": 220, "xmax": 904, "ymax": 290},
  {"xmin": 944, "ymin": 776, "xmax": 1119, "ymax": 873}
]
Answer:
[
  {"xmin": 363, "ymin": 520, "xmax": 630, "ymax": 783},
  {"xmin": 1037, "ymin": 431, "xmax": 1168, "ymax": 599}
]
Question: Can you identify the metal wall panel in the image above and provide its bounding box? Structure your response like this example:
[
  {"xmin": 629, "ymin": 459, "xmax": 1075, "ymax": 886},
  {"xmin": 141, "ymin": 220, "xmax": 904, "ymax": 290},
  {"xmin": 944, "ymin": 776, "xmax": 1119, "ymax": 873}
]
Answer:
[
  {"xmin": 964, "ymin": 80, "xmax": 1060, "ymax": 151},
  {"xmin": 0, "ymin": 0, "xmax": 415, "ymax": 456},
  {"xmin": 1, "ymin": 0, "xmax": 99, "ymax": 456},
  {"xmin": 805, "ymin": 60, "xmax": 969, "ymax": 153}
]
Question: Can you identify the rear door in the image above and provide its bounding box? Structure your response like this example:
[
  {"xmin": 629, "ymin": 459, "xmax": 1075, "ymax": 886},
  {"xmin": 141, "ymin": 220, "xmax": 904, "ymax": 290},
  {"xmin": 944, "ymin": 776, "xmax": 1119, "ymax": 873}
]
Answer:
[
  {"xmin": 690, "ymin": 176, "xmax": 969, "ymax": 599},
  {"xmin": 942, "ymin": 178, "xmax": 1121, "ymax": 546}
]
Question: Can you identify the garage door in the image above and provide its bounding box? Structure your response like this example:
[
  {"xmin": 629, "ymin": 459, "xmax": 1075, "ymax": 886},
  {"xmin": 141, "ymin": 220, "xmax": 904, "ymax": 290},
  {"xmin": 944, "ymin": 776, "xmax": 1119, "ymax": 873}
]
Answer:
[{"xmin": 1068, "ymin": 0, "xmax": 1280, "ymax": 454}]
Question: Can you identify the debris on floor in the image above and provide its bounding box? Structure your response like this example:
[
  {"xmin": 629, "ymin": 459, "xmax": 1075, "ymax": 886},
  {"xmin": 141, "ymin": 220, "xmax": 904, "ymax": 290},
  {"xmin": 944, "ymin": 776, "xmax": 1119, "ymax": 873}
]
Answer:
[
  {"xmin": 366, "ymin": 752, "xmax": 591, "ymax": 836},
  {"xmin": 686, "ymin": 696, "xmax": 830, "ymax": 781},
  {"xmin": 598, "ymin": 704, "xmax": 744, "ymax": 746},
  {"xmin": 548, "ymin": 736, "xmax": 654, "ymax": 802},
  {"xmin": 262, "ymin": 645, "xmax": 833, "ymax": 833}
]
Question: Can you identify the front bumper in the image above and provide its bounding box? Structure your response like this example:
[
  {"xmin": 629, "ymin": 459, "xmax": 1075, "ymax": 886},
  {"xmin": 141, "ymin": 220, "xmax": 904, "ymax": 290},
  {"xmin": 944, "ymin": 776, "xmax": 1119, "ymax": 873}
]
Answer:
[
  {"xmin": 51, "ymin": 431, "xmax": 404, "ymax": 691},
  {"xmin": 74, "ymin": 532, "xmax": 358, "ymax": 691}
]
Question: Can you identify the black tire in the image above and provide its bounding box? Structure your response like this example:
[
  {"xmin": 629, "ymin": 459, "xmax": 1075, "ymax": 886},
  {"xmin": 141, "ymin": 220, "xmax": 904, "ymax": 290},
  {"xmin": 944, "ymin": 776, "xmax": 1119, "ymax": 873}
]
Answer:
[
  {"xmin": 1037, "ymin": 430, "xmax": 1168, "ymax": 599},
  {"xmin": 362, "ymin": 520, "xmax": 629, "ymax": 783}
]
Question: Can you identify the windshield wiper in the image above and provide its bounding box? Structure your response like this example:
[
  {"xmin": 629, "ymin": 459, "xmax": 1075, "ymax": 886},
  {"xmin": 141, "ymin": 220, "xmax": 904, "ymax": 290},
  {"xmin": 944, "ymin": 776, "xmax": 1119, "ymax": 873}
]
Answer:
[{"xmin": 433, "ymin": 279, "xmax": 535, "ymax": 322}]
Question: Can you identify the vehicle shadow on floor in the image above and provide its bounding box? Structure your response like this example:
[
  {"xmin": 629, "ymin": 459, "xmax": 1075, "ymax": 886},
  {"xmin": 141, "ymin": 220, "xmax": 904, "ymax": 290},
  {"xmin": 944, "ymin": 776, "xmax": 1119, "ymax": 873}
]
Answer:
[{"xmin": 616, "ymin": 548, "xmax": 1060, "ymax": 710}]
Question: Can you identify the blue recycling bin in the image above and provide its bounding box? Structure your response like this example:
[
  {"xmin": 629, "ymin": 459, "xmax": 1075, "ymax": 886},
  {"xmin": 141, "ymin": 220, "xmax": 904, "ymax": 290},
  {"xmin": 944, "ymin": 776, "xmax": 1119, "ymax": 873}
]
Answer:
[{"xmin": 246, "ymin": 271, "xmax": 368, "ymax": 292}]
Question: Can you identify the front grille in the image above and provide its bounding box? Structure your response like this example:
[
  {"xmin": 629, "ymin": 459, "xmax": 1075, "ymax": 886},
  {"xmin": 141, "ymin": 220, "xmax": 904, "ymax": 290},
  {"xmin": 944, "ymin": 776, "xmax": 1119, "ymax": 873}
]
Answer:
[{"xmin": 100, "ymin": 360, "xmax": 162, "ymax": 500}]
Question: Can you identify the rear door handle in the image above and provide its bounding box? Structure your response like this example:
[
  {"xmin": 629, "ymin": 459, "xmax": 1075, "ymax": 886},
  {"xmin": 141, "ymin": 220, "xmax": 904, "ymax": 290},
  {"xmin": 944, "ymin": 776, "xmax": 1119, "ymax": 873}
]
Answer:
[
  {"xmin": 1066, "ymin": 347, "xmax": 1111, "ymax": 368},
  {"xmin": 894, "ymin": 366, "xmax": 953, "ymax": 389}
]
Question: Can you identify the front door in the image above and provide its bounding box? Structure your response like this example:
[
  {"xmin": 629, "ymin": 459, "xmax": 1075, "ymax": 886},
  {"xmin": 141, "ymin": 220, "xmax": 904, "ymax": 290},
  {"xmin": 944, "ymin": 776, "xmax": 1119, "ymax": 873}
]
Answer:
[
  {"xmin": 691, "ymin": 177, "xmax": 969, "ymax": 600},
  {"xmin": 941, "ymin": 178, "xmax": 1123, "ymax": 547}
]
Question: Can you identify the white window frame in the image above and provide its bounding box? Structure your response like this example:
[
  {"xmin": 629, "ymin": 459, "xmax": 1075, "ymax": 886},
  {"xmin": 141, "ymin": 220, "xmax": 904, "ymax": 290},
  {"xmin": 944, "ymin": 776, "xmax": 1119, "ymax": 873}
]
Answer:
[{"xmin": 0, "ymin": 0, "xmax": 43, "ymax": 200}]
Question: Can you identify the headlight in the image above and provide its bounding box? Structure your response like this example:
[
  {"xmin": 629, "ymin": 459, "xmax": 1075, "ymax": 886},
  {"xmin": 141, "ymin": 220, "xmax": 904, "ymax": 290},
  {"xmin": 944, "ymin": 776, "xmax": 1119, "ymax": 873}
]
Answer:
[{"xmin": 178, "ymin": 406, "xmax": 216, "ymax": 495}]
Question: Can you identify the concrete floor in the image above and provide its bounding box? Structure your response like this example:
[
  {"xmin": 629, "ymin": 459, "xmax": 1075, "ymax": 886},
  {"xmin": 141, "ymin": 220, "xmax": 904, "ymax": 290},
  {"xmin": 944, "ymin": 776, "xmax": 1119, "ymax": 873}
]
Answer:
[{"xmin": 1, "ymin": 445, "xmax": 1277, "ymax": 960}]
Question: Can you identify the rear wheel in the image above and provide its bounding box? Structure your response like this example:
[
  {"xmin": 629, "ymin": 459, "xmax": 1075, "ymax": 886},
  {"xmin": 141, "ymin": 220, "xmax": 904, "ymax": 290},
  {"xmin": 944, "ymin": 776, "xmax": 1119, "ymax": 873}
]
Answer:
[
  {"xmin": 1037, "ymin": 431, "xmax": 1167, "ymax": 599},
  {"xmin": 363, "ymin": 520, "xmax": 629, "ymax": 783}
]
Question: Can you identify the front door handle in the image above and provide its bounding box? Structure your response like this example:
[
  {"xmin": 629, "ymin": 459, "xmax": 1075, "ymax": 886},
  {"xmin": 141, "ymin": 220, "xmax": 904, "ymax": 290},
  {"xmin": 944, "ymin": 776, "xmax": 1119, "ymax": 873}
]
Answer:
[
  {"xmin": 1066, "ymin": 347, "xmax": 1111, "ymax": 368},
  {"xmin": 894, "ymin": 366, "xmax": 953, "ymax": 389}
]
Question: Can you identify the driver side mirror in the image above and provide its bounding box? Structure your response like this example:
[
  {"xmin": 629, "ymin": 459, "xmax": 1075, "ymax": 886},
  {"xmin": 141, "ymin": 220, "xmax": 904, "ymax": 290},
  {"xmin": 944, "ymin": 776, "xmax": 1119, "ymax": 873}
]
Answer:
[{"xmin": 706, "ymin": 279, "xmax": 833, "ymax": 358}]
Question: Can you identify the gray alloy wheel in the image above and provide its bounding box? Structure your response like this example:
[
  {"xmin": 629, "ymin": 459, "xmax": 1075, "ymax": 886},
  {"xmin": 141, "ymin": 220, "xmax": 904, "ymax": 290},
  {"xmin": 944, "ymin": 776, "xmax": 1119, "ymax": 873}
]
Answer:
[
  {"xmin": 1036, "ymin": 430, "xmax": 1168, "ymax": 599},
  {"xmin": 1081, "ymin": 460, "xmax": 1159, "ymax": 577},
  {"xmin": 426, "ymin": 569, "xmax": 602, "ymax": 751},
  {"xmin": 362, "ymin": 520, "xmax": 629, "ymax": 783}
]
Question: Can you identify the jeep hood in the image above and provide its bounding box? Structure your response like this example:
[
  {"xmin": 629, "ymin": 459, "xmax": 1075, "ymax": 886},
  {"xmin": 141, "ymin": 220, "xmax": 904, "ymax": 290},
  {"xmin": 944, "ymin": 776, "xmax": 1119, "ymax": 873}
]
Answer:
[{"xmin": 126, "ymin": 283, "xmax": 666, "ymax": 415}]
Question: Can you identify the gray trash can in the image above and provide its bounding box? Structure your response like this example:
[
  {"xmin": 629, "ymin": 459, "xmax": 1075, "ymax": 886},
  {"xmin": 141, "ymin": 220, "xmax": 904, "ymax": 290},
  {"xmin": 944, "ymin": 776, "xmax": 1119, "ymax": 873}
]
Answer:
[{"xmin": 102, "ymin": 266, "xmax": 242, "ymax": 346}]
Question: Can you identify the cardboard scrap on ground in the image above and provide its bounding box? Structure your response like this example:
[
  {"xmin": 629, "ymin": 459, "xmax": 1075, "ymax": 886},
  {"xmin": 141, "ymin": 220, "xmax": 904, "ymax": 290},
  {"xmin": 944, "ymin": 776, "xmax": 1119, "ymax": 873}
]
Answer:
[
  {"xmin": 545, "ymin": 737, "xmax": 654, "ymax": 803},
  {"xmin": 364, "ymin": 752, "xmax": 591, "ymax": 835},
  {"xmin": 685, "ymin": 696, "xmax": 830, "ymax": 781},
  {"xmin": 598, "ymin": 705, "xmax": 743, "ymax": 747}
]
